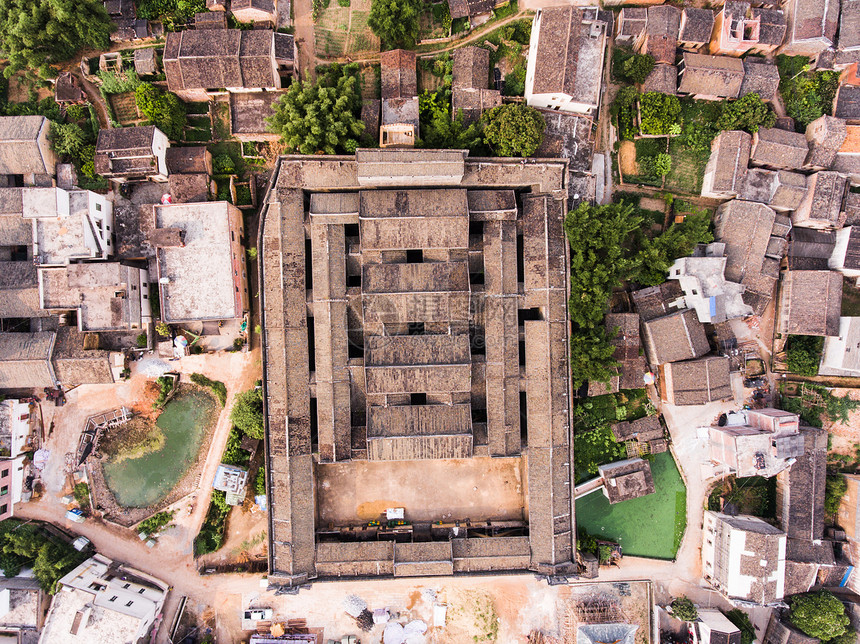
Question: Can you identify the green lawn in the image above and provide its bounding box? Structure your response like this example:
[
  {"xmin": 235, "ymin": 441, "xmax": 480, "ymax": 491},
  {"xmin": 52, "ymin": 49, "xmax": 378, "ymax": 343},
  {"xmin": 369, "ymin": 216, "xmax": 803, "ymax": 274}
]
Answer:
[{"xmin": 576, "ymin": 451, "xmax": 687, "ymax": 559}]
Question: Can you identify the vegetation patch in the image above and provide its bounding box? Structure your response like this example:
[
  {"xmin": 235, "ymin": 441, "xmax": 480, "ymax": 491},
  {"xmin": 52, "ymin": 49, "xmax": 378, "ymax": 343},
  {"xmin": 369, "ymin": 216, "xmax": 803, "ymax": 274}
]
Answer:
[
  {"xmin": 73, "ymin": 482, "xmax": 90, "ymax": 513},
  {"xmin": 777, "ymin": 55, "xmax": 840, "ymax": 131},
  {"xmin": 137, "ymin": 509, "xmax": 175, "ymax": 536},
  {"xmin": 780, "ymin": 383, "xmax": 860, "ymax": 428},
  {"xmin": 190, "ymin": 373, "xmax": 227, "ymax": 406},
  {"xmin": 708, "ymin": 475, "xmax": 776, "ymax": 518},
  {"xmin": 0, "ymin": 520, "xmax": 88, "ymax": 593},
  {"xmin": 194, "ymin": 490, "xmax": 230, "ymax": 555},
  {"xmin": 100, "ymin": 416, "xmax": 166, "ymax": 464},
  {"xmin": 785, "ymin": 335, "xmax": 824, "ymax": 376}
]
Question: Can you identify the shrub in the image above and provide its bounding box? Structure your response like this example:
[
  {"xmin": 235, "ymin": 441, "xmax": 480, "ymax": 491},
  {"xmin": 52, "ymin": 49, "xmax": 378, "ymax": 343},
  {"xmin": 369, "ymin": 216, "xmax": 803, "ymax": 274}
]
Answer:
[
  {"xmin": 136, "ymin": 333, "xmax": 147, "ymax": 348},
  {"xmin": 231, "ymin": 389, "xmax": 265, "ymax": 439},
  {"xmin": 786, "ymin": 335, "xmax": 824, "ymax": 376},
  {"xmin": 152, "ymin": 375, "xmax": 174, "ymax": 408},
  {"xmin": 653, "ymin": 153, "xmax": 671, "ymax": 177},
  {"xmin": 717, "ymin": 93, "xmax": 776, "ymax": 133},
  {"xmin": 825, "ymin": 475, "xmax": 847, "ymax": 516},
  {"xmin": 155, "ymin": 322, "xmax": 170, "ymax": 338},
  {"xmin": 670, "ymin": 596, "xmax": 698, "ymax": 622},
  {"xmin": 255, "ymin": 465, "xmax": 266, "ymax": 496},
  {"xmin": 777, "ymin": 55, "xmax": 841, "ymax": 130},
  {"xmin": 622, "ymin": 54, "xmax": 655, "ymax": 84},
  {"xmin": 0, "ymin": 520, "xmax": 86, "ymax": 592},
  {"xmin": 597, "ymin": 544, "xmax": 613, "ymax": 564},
  {"xmin": 611, "ymin": 86, "xmax": 639, "ymax": 141},
  {"xmin": 221, "ymin": 426, "xmax": 251, "ymax": 467},
  {"xmin": 638, "ymin": 92, "xmax": 681, "ymax": 136},
  {"xmin": 73, "ymin": 482, "xmax": 90, "ymax": 512},
  {"xmin": 137, "ymin": 510, "xmax": 174, "ymax": 536},
  {"xmin": 134, "ymin": 83, "xmax": 186, "ymax": 140},
  {"xmin": 789, "ymin": 592, "xmax": 850, "ymax": 641},
  {"xmin": 367, "ymin": 0, "xmax": 421, "ymax": 49},
  {"xmin": 724, "ymin": 610, "xmax": 755, "ymax": 644},
  {"xmin": 212, "ymin": 153, "xmax": 235, "ymax": 175},
  {"xmin": 190, "ymin": 373, "xmax": 227, "ymax": 406},
  {"xmin": 194, "ymin": 491, "xmax": 230, "ymax": 555}
]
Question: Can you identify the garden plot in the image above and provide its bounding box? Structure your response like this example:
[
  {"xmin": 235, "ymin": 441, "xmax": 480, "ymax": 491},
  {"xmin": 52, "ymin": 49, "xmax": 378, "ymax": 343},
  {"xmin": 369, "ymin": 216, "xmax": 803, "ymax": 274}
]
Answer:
[{"xmin": 315, "ymin": 0, "xmax": 379, "ymax": 58}]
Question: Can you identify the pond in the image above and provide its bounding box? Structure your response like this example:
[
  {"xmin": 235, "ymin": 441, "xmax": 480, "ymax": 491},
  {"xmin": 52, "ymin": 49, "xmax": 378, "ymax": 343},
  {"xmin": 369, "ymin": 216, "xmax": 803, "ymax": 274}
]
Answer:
[{"xmin": 103, "ymin": 387, "xmax": 218, "ymax": 508}]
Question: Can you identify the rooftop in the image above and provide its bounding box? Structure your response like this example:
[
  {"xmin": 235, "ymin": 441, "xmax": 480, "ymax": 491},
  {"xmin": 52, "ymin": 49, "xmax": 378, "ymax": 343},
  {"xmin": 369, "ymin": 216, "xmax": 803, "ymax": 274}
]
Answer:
[
  {"xmin": 0, "ymin": 115, "xmax": 53, "ymax": 176},
  {"xmin": 0, "ymin": 332, "xmax": 55, "ymax": 389},
  {"xmin": 680, "ymin": 8, "xmax": 714, "ymax": 44},
  {"xmin": 835, "ymin": 84, "xmax": 860, "ymax": 120},
  {"xmin": 678, "ymin": 53, "xmax": 745, "ymax": 98},
  {"xmin": 380, "ymin": 49, "xmax": 417, "ymax": 100},
  {"xmin": 642, "ymin": 64, "xmax": 677, "ymax": 95},
  {"xmin": 786, "ymin": 0, "xmax": 839, "ymax": 46},
  {"xmin": 642, "ymin": 308, "xmax": 710, "ymax": 365},
  {"xmin": 452, "ymin": 46, "xmax": 490, "ymax": 90},
  {"xmin": 663, "ymin": 356, "xmax": 732, "ymax": 406},
  {"xmin": 739, "ymin": 59, "xmax": 781, "ymax": 102},
  {"xmin": 599, "ymin": 458, "xmax": 656, "ymax": 504},
  {"xmin": 446, "ymin": 0, "xmax": 493, "ymax": 19},
  {"xmin": 778, "ymin": 270, "xmax": 842, "ymax": 336},
  {"xmin": 751, "ymin": 128, "xmax": 809, "ymax": 169}
]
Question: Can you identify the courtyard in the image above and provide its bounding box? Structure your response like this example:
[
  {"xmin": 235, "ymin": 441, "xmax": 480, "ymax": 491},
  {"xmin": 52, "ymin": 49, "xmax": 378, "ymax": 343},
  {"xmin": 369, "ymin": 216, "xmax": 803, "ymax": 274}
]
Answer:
[{"xmin": 575, "ymin": 451, "xmax": 687, "ymax": 560}]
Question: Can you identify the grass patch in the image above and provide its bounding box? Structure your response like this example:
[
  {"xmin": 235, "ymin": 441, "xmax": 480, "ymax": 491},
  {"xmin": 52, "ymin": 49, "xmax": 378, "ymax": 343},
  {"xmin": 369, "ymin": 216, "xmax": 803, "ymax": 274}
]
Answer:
[
  {"xmin": 190, "ymin": 373, "xmax": 227, "ymax": 406},
  {"xmin": 576, "ymin": 452, "xmax": 686, "ymax": 559},
  {"xmin": 664, "ymin": 136, "xmax": 708, "ymax": 194},
  {"xmin": 186, "ymin": 114, "xmax": 210, "ymax": 128},
  {"xmin": 183, "ymin": 127, "xmax": 211, "ymax": 142},
  {"xmin": 73, "ymin": 482, "xmax": 90, "ymax": 513},
  {"xmin": 185, "ymin": 101, "xmax": 209, "ymax": 115}
]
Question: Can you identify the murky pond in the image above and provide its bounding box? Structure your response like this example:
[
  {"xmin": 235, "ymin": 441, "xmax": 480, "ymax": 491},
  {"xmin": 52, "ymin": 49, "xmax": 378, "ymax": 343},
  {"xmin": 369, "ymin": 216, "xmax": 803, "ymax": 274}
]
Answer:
[{"xmin": 103, "ymin": 387, "xmax": 218, "ymax": 508}]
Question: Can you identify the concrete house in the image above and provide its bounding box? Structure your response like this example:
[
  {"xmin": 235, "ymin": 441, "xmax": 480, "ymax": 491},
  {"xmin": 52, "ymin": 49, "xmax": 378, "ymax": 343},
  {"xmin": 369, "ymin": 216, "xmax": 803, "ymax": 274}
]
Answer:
[
  {"xmin": 698, "ymin": 610, "xmax": 742, "ymax": 644},
  {"xmin": 152, "ymin": 202, "xmax": 248, "ymax": 324},
  {"xmin": 777, "ymin": 270, "xmax": 843, "ymax": 336},
  {"xmin": 0, "ymin": 399, "xmax": 35, "ymax": 520},
  {"xmin": 668, "ymin": 246, "xmax": 753, "ymax": 323},
  {"xmin": 714, "ymin": 200, "xmax": 790, "ymax": 315},
  {"xmin": 39, "ymin": 554, "xmax": 168, "ymax": 644},
  {"xmin": 261, "ymin": 149, "xmax": 577, "ymax": 586},
  {"xmin": 380, "ymin": 49, "xmax": 419, "ymax": 148},
  {"xmin": 678, "ymin": 53, "xmax": 745, "ymax": 100},
  {"xmin": 163, "ymin": 29, "xmax": 282, "ymax": 102},
  {"xmin": 830, "ymin": 225, "xmax": 860, "ymax": 280},
  {"xmin": 805, "ymin": 115, "xmax": 848, "ymax": 170},
  {"xmin": 710, "ymin": 2, "xmax": 786, "ymax": 56},
  {"xmin": 782, "ymin": 0, "xmax": 840, "ymax": 57},
  {"xmin": 0, "ymin": 116, "xmax": 56, "ymax": 186},
  {"xmin": 702, "ymin": 511, "xmax": 786, "ymax": 605},
  {"xmin": 452, "ymin": 47, "xmax": 502, "ymax": 125},
  {"xmin": 0, "ymin": 576, "xmax": 47, "ymax": 640},
  {"xmin": 709, "ymin": 408, "xmax": 803, "ymax": 478},
  {"xmin": 678, "ymin": 8, "xmax": 714, "ymax": 50},
  {"xmin": 661, "ymin": 356, "xmax": 732, "ymax": 406},
  {"xmin": 701, "ymin": 130, "xmax": 751, "ymax": 199},
  {"xmin": 750, "ymin": 128, "xmax": 809, "ymax": 170},
  {"xmin": 792, "ymin": 171, "xmax": 848, "ymax": 229},
  {"xmin": 94, "ymin": 126, "xmax": 169, "ymax": 183},
  {"xmin": 635, "ymin": 5, "xmax": 681, "ymax": 65},
  {"xmin": 525, "ymin": 7, "xmax": 607, "ymax": 115},
  {"xmin": 821, "ymin": 316, "xmax": 860, "ymax": 376}
]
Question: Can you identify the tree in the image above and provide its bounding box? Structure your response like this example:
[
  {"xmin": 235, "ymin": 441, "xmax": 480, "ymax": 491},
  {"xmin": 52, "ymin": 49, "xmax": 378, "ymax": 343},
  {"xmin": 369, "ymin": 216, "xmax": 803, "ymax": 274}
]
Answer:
[
  {"xmin": 0, "ymin": 0, "xmax": 111, "ymax": 81},
  {"xmin": 135, "ymin": 84, "xmax": 187, "ymax": 141},
  {"xmin": 155, "ymin": 322, "xmax": 171, "ymax": 338},
  {"xmin": 670, "ymin": 596, "xmax": 698, "ymax": 622},
  {"xmin": 724, "ymin": 610, "xmax": 755, "ymax": 644},
  {"xmin": 570, "ymin": 328, "xmax": 619, "ymax": 390},
  {"xmin": 231, "ymin": 388, "xmax": 265, "ymax": 439},
  {"xmin": 622, "ymin": 54, "xmax": 655, "ymax": 84},
  {"xmin": 825, "ymin": 474, "xmax": 847, "ymax": 516},
  {"xmin": 482, "ymin": 104, "xmax": 545, "ymax": 158},
  {"xmin": 367, "ymin": 0, "xmax": 421, "ymax": 50},
  {"xmin": 638, "ymin": 92, "xmax": 682, "ymax": 136},
  {"xmin": 786, "ymin": 335, "xmax": 824, "ymax": 376},
  {"xmin": 636, "ymin": 212, "xmax": 713, "ymax": 286},
  {"xmin": 418, "ymin": 89, "xmax": 484, "ymax": 151},
  {"xmin": 789, "ymin": 592, "xmax": 850, "ymax": 641},
  {"xmin": 49, "ymin": 122, "xmax": 87, "ymax": 159},
  {"xmin": 717, "ymin": 93, "xmax": 776, "ymax": 133},
  {"xmin": 597, "ymin": 544, "xmax": 613, "ymax": 564},
  {"xmin": 267, "ymin": 65, "xmax": 364, "ymax": 155}
]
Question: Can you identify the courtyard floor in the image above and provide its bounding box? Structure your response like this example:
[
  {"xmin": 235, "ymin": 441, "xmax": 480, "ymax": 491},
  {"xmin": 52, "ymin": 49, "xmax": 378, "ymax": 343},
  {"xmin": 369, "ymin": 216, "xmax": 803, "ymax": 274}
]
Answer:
[{"xmin": 575, "ymin": 452, "xmax": 687, "ymax": 560}]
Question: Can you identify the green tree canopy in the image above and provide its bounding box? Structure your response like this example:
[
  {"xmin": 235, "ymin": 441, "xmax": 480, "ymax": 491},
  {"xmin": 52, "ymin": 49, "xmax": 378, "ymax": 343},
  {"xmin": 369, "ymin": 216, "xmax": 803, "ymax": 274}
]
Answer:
[
  {"xmin": 789, "ymin": 592, "xmax": 850, "ymax": 641},
  {"xmin": 482, "ymin": 104, "xmax": 545, "ymax": 158},
  {"xmin": 825, "ymin": 474, "xmax": 848, "ymax": 516},
  {"xmin": 622, "ymin": 54, "xmax": 656, "ymax": 84},
  {"xmin": 135, "ymin": 84, "xmax": 187, "ymax": 141},
  {"xmin": 717, "ymin": 93, "xmax": 777, "ymax": 133},
  {"xmin": 785, "ymin": 335, "xmax": 824, "ymax": 377},
  {"xmin": 636, "ymin": 212, "xmax": 713, "ymax": 286},
  {"xmin": 670, "ymin": 596, "xmax": 698, "ymax": 622},
  {"xmin": 638, "ymin": 92, "xmax": 682, "ymax": 136},
  {"xmin": 0, "ymin": 0, "xmax": 111, "ymax": 80},
  {"xmin": 724, "ymin": 609, "xmax": 755, "ymax": 644},
  {"xmin": 418, "ymin": 89, "xmax": 484, "ymax": 151},
  {"xmin": 368, "ymin": 0, "xmax": 421, "ymax": 50},
  {"xmin": 267, "ymin": 64, "xmax": 364, "ymax": 154},
  {"xmin": 231, "ymin": 388, "xmax": 265, "ymax": 440}
]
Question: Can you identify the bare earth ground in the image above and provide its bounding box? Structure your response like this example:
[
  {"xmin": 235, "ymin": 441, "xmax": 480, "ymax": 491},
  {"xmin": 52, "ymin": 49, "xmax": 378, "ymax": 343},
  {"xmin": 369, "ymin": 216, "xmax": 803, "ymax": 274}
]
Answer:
[
  {"xmin": 823, "ymin": 388, "xmax": 860, "ymax": 459},
  {"xmin": 619, "ymin": 140, "xmax": 639, "ymax": 177},
  {"xmin": 316, "ymin": 456, "xmax": 526, "ymax": 526}
]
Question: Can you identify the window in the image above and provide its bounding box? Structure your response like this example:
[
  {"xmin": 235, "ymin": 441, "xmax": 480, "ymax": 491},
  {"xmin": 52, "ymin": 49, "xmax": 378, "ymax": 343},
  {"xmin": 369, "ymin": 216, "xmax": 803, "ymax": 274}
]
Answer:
[
  {"xmin": 95, "ymin": 203, "xmax": 102, "ymax": 211},
  {"xmin": 109, "ymin": 596, "xmax": 117, "ymax": 602},
  {"xmin": 406, "ymin": 249, "xmax": 423, "ymax": 263},
  {"xmin": 410, "ymin": 393, "xmax": 427, "ymax": 405},
  {"xmin": 126, "ymin": 601, "xmax": 134, "ymax": 607},
  {"xmin": 1, "ymin": 469, "xmax": 8, "ymax": 478},
  {"xmin": 138, "ymin": 588, "xmax": 146, "ymax": 594},
  {"xmin": 0, "ymin": 505, "xmax": 7, "ymax": 516},
  {"xmin": 123, "ymin": 583, "xmax": 130, "ymax": 589},
  {"xmin": 131, "ymin": 285, "xmax": 137, "ymax": 291},
  {"xmin": 0, "ymin": 486, "xmax": 8, "ymax": 496}
]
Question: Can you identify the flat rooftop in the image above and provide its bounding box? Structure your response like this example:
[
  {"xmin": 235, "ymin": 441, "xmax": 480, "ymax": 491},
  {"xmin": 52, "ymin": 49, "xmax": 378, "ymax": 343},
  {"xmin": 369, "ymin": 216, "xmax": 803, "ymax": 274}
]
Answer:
[
  {"xmin": 31, "ymin": 190, "xmax": 97, "ymax": 265},
  {"xmin": 39, "ymin": 587, "xmax": 142, "ymax": 644},
  {"xmin": 154, "ymin": 202, "xmax": 238, "ymax": 322}
]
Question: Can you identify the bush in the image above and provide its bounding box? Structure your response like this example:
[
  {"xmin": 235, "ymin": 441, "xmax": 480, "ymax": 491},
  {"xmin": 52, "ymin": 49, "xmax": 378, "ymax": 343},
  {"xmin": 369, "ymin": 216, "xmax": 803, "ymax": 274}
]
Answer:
[
  {"xmin": 671, "ymin": 596, "xmax": 698, "ymax": 622},
  {"xmin": 134, "ymin": 84, "xmax": 186, "ymax": 141},
  {"xmin": 622, "ymin": 54, "xmax": 655, "ymax": 84},
  {"xmin": 231, "ymin": 388, "xmax": 265, "ymax": 439},
  {"xmin": 221, "ymin": 426, "xmax": 251, "ymax": 467},
  {"xmin": 255, "ymin": 465, "xmax": 266, "ymax": 495},
  {"xmin": 194, "ymin": 491, "xmax": 230, "ymax": 555},
  {"xmin": 136, "ymin": 332, "xmax": 148, "ymax": 348},
  {"xmin": 789, "ymin": 592, "xmax": 850, "ymax": 641},
  {"xmin": 73, "ymin": 482, "xmax": 90, "ymax": 512},
  {"xmin": 367, "ymin": 0, "xmax": 421, "ymax": 50},
  {"xmin": 777, "ymin": 55, "xmax": 841, "ymax": 130},
  {"xmin": 574, "ymin": 426, "xmax": 626, "ymax": 481},
  {"xmin": 152, "ymin": 375, "xmax": 174, "ymax": 408},
  {"xmin": 611, "ymin": 86, "xmax": 639, "ymax": 141},
  {"xmin": 724, "ymin": 610, "xmax": 755, "ymax": 644},
  {"xmin": 190, "ymin": 373, "xmax": 227, "ymax": 406},
  {"xmin": 156, "ymin": 322, "xmax": 170, "ymax": 338},
  {"xmin": 717, "ymin": 93, "xmax": 776, "ymax": 133},
  {"xmin": 653, "ymin": 153, "xmax": 671, "ymax": 177},
  {"xmin": 137, "ymin": 510, "xmax": 174, "ymax": 536},
  {"xmin": 825, "ymin": 475, "xmax": 847, "ymax": 516},
  {"xmin": 213, "ymin": 153, "xmax": 235, "ymax": 175},
  {"xmin": 786, "ymin": 335, "xmax": 824, "ymax": 376},
  {"xmin": 638, "ymin": 92, "xmax": 681, "ymax": 136}
]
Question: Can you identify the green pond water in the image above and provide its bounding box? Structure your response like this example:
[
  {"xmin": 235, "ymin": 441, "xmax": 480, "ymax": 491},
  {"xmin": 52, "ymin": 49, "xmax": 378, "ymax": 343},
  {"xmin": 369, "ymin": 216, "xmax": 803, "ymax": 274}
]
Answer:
[{"xmin": 103, "ymin": 387, "xmax": 218, "ymax": 508}]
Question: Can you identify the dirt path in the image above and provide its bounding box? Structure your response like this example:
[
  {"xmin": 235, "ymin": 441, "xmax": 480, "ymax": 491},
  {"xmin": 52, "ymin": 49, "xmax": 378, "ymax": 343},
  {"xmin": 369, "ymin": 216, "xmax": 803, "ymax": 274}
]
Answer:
[
  {"xmin": 294, "ymin": 0, "xmax": 317, "ymax": 80},
  {"xmin": 72, "ymin": 71, "xmax": 111, "ymax": 129}
]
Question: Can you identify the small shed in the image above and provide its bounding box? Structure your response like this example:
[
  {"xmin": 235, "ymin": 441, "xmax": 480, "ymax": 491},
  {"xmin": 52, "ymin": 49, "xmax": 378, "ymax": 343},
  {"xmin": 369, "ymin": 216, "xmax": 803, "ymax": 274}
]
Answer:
[
  {"xmin": 133, "ymin": 48, "xmax": 158, "ymax": 76},
  {"xmin": 55, "ymin": 73, "xmax": 86, "ymax": 105}
]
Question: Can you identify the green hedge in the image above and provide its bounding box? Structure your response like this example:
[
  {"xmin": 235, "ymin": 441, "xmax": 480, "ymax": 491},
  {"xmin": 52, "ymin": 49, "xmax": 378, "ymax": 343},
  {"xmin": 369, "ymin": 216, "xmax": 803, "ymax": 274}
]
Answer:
[{"xmin": 190, "ymin": 373, "xmax": 227, "ymax": 406}]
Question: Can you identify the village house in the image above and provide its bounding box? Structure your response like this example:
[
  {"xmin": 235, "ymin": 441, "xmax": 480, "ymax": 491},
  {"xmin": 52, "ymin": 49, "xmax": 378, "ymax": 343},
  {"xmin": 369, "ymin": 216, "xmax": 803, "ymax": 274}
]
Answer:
[
  {"xmin": 678, "ymin": 53, "xmax": 745, "ymax": 101},
  {"xmin": 94, "ymin": 126, "xmax": 169, "ymax": 183},
  {"xmin": 714, "ymin": 199, "xmax": 790, "ymax": 315},
  {"xmin": 163, "ymin": 29, "xmax": 284, "ymax": 102},
  {"xmin": 262, "ymin": 149, "xmax": 576, "ymax": 585},
  {"xmin": 762, "ymin": 613, "xmax": 821, "ymax": 644},
  {"xmin": 834, "ymin": 84, "xmax": 860, "ymax": 123},
  {"xmin": 632, "ymin": 281, "xmax": 685, "ymax": 322},
  {"xmin": 0, "ymin": 399, "xmax": 35, "ymax": 520},
  {"xmin": 839, "ymin": 0, "xmax": 860, "ymax": 52},
  {"xmin": 610, "ymin": 415, "xmax": 665, "ymax": 454},
  {"xmin": 525, "ymin": 7, "xmax": 607, "ymax": 115},
  {"xmin": 805, "ymin": 115, "xmax": 848, "ymax": 171},
  {"xmin": 642, "ymin": 64, "xmax": 678, "ymax": 95},
  {"xmin": 0, "ymin": 332, "xmax": 57, "ymax": 390},
  {"xmin": 54, "ymin": 72, "xmax": 86, "ymax": 105},
  {"xmin": 777, "ymin": 270, "xmax": 843, "ymax": 336},
  {"xmin": 738, "ymin": 58, "xmax": 781, "ymax": 102},
  {"xmin": 0, "ymin": 116, "xmax": 56, "ymax": 187},
  {"xmin": 597, "ymin": 458, "xmax": 656, "ymax": 504},
  {"xmin": 446, "ymin": 0, "xmax": 494, "ymax": 22},
  {"xmin": 782, "ymin": 0, "xmax": 840, "ymax": 56},
  {"xmin": 667, "ymin": 245, "xmax": 753, "ymax": 323},
  {"xmin": 740, "ymin": 169, "xmax": 808, "ymax": 212},
  {"xmin": 709, "ymin": 408, "xmax": 803, "ymax": 478},
  {"xmin": 380, "ymin": 49, "xmax": 419, "ymax": 148},
  {"xmin": 776, "ymin": 426, "xmax": 828, "ymax": 544},
  {"xmin": 103, "ymin": 0, "xmax": 152, "ymax": 42},
  {"xmin": 830, "ymin": 225, "xmax": 860, "ymax": 280},
  {"xmin": 151, "ymin": 201, "xmax": 248, "ymax": 324},
  {"xmin": 133, "ymin": 47, "xmax": 158, "ymax": 76},
  {"xmin": 165, "ymin": 146, "xmax": 212, "ymax": 203},
  {"xmin": 702, "ymin": 130, "xmax": 751, "ymax": 199},
  {"xmin": 38, "ymin": 554, "xmax": 168, "ymax": 644},
  {"xmin": 641, "ymin": 308, "xmax": 710, "ymax": 366},
  {"xmin": 838, "ymin": 474, "xmax": 860, "ymax": 568},
  {"xmin": 587, "ymin": 312, "xmax": 648, "ymax": 395},
  {"xmin": 678, "ymin": 8, "xmax": 714, "ymax": 50},
  {"xmin": 787, "ymin": 228, "xmax": 836, "ymax": 270},
  {"xmin": 451, "ymin": 47, "xmax": 502, "ymax": 125},
  {"xmin": 230, "ymin": 0, "xmax": 277, "ymax": 25},
  {"xmin": 833, "ymin": 124, "xmax": 860, "ymax": 181},
  {"xmin": 697, "ymin": 610, "xmax": 742, "ymax": 644},
  {"xmin": 702, "ymin": 511, "xmax": 786, "ymax": 605},
  {"xmin": 635, "ymin": 5, "xmax": 681, "ymax": 65},
  {"xmin": 661, "ymin": 356, "xmax": 732, "ymax": 406},
  {"xmin": 616, "ymin": 7, "xmax": 647, "ymax": 46},
  {"xmin": 0, "ymin": 575, "xmax": 47, "ymax": 641},
  {"xmin": 792, "ymin": 171, "xmax": 848, "ymax": 229},
  {"xmin": 750, "ymin": 128, "xmax": 809, "ymax": 171},
  {"xmin": 710, "ymin": 2, "xmax": 786, "ymax": 56},
  {"xmin": 821, "ymin": 316, "xmax": 860, "ymax": 376}
]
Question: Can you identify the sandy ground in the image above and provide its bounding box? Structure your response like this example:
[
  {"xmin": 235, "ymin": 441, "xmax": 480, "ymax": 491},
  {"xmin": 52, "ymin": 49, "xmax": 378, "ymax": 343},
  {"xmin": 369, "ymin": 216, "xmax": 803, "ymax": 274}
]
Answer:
[
  {"xmin": 619, "ymin": 141, "xmax": 639, "ymax": 177},
  {"xmin": 316, "ymin": 456, "xmax": 526, "ymax": 526}
]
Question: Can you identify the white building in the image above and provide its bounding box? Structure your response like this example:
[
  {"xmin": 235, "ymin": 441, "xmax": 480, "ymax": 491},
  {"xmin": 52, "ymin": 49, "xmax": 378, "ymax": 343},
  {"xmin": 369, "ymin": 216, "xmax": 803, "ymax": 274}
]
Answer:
[
  {"xmin": 668, "ymin": 243, "xmax": 753, "ymax": 323},
  {"xmin": 0, "ymin": 399, "xmax": 35, "ymax": 521},
  {"xmin": 39, "ymin": 554, "xmax": 168, "ymax": 644},
  {"xmin": 525, "ymin": 6, "xmax": 607, "ymax": 115},
  {"xmin": 821, "ymin": 317, "xmax": 860, "ymax": 377},
  {"xmin": 830, "ymin": 226, "xmax": 860, "ymax": 282}
]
